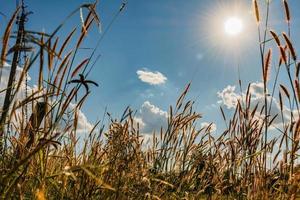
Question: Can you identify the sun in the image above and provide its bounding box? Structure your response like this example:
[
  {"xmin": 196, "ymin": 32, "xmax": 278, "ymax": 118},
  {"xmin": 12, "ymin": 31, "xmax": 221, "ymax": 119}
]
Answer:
[{"xmin": 224, "ymin": 17, "xmax": 243, "ymax": 36}]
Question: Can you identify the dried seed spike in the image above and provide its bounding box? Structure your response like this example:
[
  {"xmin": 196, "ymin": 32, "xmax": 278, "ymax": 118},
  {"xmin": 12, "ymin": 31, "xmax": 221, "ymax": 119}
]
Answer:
[
  {"xmin": 279, "ymin": 91, "xmax": 283, "ymax": 111},
  {"xmin": 48, "ymin": 37, "xmax": 59, "ymax": 71},
  {"xmin": 269, "ymin": 30, "xmax": 281, "ymax": 47},
  {"xmin": 71, "ymin": 58, "xmax": 89, "ymax": 78},
  {"xmin": 220, "ymin": 106, "xmax": 226, "ymax": 122},
  {"xmin": 76, "ymin": 17, "xmax": 94, "ymax": 49},
  {"xmin": 176, "ymin": 83, "xmax": 191, "ymax": 109},
  {"xmin": 263, "ymin": 49, "xmax": 272, "ymax": 83},
  {"xmin": 282, "ymin": 32, "xmax": 297, "ymax": 61},
  {"xmin": 280, "ymin": 84, "xmax": 290, "ymax": 99},
  {"xmin": 253, "ymin": 0, "xmax": 260, "ymax": 23},
  {"xmin": 283, "ymin": 0, "xmax": 290, "ymax": 22},
  {"xmin": 295, "ymin": 79, "xmax": 300, "ymax": 102},
  {"xmin": 1, "ymin": 7, "xmax": 21, "ymax": 66},
  {"xmin": 53, "ymin": 51, "xmax": 72, "ymax": 85},
  {"xmin": 296, "ymin": 62, "xmax": 300, "ymax": 78},
  {"xmin": 47, "ymin": 38, "xmax": 52, "ymax": 70},
  {"xmin": 87, "ymin": 4, "xmax": 101, "ymax": 33},
  {"xmin": 39, "ymin": 33, "xmax": 44, "ymax": 90},
  {"xmin": 58, "ymin": 28, "xmax": 76, "ymax": 59},
  {"xmin": 246, "ymin": 83, "xmax": 251, "ymax": 103},
  {"xmin": 279, "ymin": 56, "xmax": 283, "ymax": 66},
  {"xmin": 279, "ymin": 46, "xmax": 287, "ymax": 65}
]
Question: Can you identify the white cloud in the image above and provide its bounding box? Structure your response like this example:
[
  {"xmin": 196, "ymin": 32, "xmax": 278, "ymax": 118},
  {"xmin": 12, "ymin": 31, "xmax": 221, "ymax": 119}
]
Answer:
[
  {"xmin": 217, "ymin": 82, "xmax": 293, "ymax": 128},
  {"xmin": 0, "ymin": 62, "xmax": 30, "ymax": 104},
  {"xmin": 217, "ymin": 85, "xmax": 239, "ymax": 109},
  {"xmin": 200, "ymin": 122, "xmax": 217, "ymax": 132},
  {"xmin": 68, "ymin": 103, "xmax": 94, "ymax": 134},
  {"xmin": 134, "ymin": 101, "xmax": 168, "ymax": 134},
  {"xmin": 136, "ymin": 69, "xmax": 167, "ymax": 85},
  {"xmin": 0, "ymin": 62, "xmax": 94, "ymax": 134},
  {"xmin": 140, "ymin": 133, "xmax": 153, "ymax": 149}
]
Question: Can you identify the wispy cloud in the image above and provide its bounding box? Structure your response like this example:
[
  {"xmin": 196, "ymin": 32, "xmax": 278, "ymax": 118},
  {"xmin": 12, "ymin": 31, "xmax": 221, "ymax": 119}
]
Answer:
[{"xmin": 137, "ymin": 69, "xmax": 167, "ymax": 85}]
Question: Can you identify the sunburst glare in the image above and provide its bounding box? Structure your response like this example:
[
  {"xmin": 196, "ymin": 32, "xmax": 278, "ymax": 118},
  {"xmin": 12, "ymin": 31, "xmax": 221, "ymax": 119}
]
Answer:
[
  {"xmin": 198, "ymin": 1, "xmax": 256, "ymax": 64},
  {"xmin": 224, "ymin": 17, "xmax": 243, "ymax": 36}
]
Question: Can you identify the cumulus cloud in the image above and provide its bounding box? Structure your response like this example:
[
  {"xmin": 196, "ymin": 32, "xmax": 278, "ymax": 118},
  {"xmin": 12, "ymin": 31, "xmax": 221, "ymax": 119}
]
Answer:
[
  {"xmin": 0, "ymin": 62, "xmax": 30, "ymax": 104},
  {"xmin": 134, "ymin": 101, "xmax": 168, "ymax": 134},
  {"xmin": 217, "ymin": 85, "xmax": 239, "ymax": 109},
  {"xmin": 133, "ymin": 101, "xmax": 168, "ymax": 149},
  {"xmin": 217, "ymin": 82, "xmax": 293, "ymax": 128},
  {"xmin": 68, "ymin": 103, "xmax": 94, "ymax": 133},
  {"xmin": 136, "ymin": 69, "xmax": 167, "ymax": 85}
]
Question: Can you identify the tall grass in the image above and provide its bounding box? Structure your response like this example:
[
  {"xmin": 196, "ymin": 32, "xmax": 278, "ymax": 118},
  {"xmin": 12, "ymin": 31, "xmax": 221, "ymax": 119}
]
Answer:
[{"xmin": 0, "ymin": 1, "xmax": 300, "ymax": 199}]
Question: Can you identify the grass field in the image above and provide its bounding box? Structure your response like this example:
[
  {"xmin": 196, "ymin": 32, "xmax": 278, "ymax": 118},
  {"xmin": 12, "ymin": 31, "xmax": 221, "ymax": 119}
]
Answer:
[{"xmin": 0, "ymin": 1, "xmax": 300, "ymax": 199}]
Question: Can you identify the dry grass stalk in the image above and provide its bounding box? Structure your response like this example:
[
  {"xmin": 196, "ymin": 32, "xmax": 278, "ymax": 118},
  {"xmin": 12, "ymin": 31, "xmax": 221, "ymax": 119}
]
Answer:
[
  {"xmin": 0, "ymin": 7, "xmax": 20, "ymax": 66},
  {"xmin": 0, "ymin": 1, "xmax": 300, "ymax": 199},
  {"xmin": 282, "ymin": 32, "xmax": 297, "ymax": 61},
  {"xmin": 269, "ymin": 30, "xmax": 281, "ymax": 47},
  {"xmin": 263, "ymin": 49, "xmax": 272, "ymax": 83},
  {"xmin": 283, "ymin": 0, "xmax": 290, "ymax": 22},
  {"xmin": 253, "ymin": 0, "xmax": 260, "ymax": 24}
]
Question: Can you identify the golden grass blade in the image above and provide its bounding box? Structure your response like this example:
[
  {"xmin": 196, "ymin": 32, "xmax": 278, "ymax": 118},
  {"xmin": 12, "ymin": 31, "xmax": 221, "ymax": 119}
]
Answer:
[
  {"xmin": 253, "ymin": 0, "xmax": 260, "ymax": 24},
  {"xmin": 280, "ymin": 84, "xmax": 290, "ymax": 99},
  {"xmin": 76, "ymin": 18, "xmax": 94, "ymax": 49},
  {"xmin": 282, "ymin": 32, "xmax": 297, "ymax": 61},
  {"xmin": 296, "ymin": 62, "xmax": 300, "ymax": 78},
  {"xmin": 176, "ymin": 83, "xmax": 191, "ymax": 109},
  {"xmin": 53, "ymin": 51, "xmax": 72, "ymax": 85},
  {"xmin": 56, "ymin": 60, "xmax": 70, "ymax": 96},
  {"xmin": 48, "ymin": 37, "xmax": 59, "ymax": 70},
  {"xmin": 263, "ymin": 49, "xmax": 272, "ymax": 83},
  {"xmin": 279, "ymin": 91, "xmax": 283, "ymax": 111},
  {"xmin": 279, "ymin": 46, "xmax": 287, "ymax": 65},
  {"xmin": 269, "ymin": 30, "xmax": 281, "ymax": 47},
  {"xmin": 38, "ymin": 34, "xmax": 44, "ymax": 90},
  {"xmin": 86, "ymin": 4, "xmax": 101, "ymax": 32},
  {"xmin": 1, "ymin": 7, "xmax": 21, "ymax": 66},
  {"xmin": 295, "ymin": 79, "xmax": 300, "ymax": 102},
  {"xmin": 220, "ymin": 106, "xmax": 226, "ymax": 122},
  {"xmin": 80, "ymin": 166, "xmax": 115, "ymax": 191},
  {"xmin": 57, "ymin": 28, "xmax": 76, "ymax": 58},
  {"xmin": 283, "ymin": 0, "xmax": 290, "ymax": 22},
  {"xmin": 71, "ymin": 58, "xmax": 89, "ymax": 78}
]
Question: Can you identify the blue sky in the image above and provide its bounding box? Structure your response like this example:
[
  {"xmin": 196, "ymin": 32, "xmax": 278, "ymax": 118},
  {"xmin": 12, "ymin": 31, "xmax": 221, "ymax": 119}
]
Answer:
[{"xmin": 1, "ymin": 0, "xmax": 300, "ymax": 136}]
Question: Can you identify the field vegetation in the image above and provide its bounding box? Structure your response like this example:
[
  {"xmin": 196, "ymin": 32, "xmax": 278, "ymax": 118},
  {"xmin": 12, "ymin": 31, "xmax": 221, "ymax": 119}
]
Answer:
[{"xmin": 0, "ymin": 0, "xmax": 300, "ymax": 199}]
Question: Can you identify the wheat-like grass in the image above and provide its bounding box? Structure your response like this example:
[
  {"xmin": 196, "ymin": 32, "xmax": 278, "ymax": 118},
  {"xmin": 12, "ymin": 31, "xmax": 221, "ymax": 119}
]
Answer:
[
  {"xmin": 283, "ymin": 0, "xmax": 290, "ymax": 23},
  {"xmin": 0, "ymin": 1, "xmax": 300, "ymax": 199}
]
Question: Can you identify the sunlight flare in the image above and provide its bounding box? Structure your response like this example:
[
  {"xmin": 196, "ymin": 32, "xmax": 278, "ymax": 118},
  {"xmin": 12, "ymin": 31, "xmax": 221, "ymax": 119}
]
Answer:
[{"xmin": 224, "ymin": 17, "xmax": 243, "ymax": 36}]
